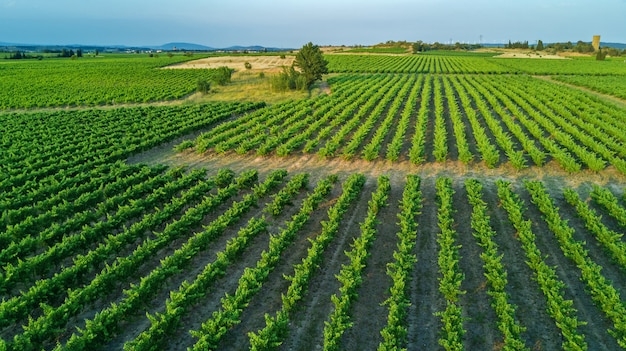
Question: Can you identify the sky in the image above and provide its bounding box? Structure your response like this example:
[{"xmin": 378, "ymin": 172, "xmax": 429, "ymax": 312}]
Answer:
[{"xmin": 1, "ymin": 0, "xmax": 625, "ymax": 47}]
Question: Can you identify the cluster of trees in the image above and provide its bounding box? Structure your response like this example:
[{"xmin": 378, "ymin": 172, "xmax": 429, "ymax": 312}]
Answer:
[
  {"xmin": 505, "ymin": 40, "xmax": 531, "ymax": 49},
  {"xmin": 412, "ymin": 40, "xmax": 481, "ymax": 53},
  {"xmin": 4, "ymin": 51, "xmax": 42, "ymax": 60},
  {"xmin": 271, "ymin": 42, "xmax": 328, "ymax": 92},
  {"xmin": 535, "ymin": 40, "xmax": 625, "ymax": 56},
  {"xmin": 4, "ymin": 48, "xmax": 92, "ymax": 60},
  {"xmin": 58, "ymin": 48, "xmax": 83, "ymax": 58}
]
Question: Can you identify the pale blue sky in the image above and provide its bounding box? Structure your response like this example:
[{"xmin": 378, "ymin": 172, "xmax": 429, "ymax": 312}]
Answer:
[{"xmin": 1, "ymin": 0, "xmax": 624, "ymax": 47}]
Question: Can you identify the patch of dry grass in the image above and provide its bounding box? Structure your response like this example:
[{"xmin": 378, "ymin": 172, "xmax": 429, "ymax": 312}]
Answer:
[{"xmin": 189, "ymin": 71, "xmax": 326, "ymax": 104}]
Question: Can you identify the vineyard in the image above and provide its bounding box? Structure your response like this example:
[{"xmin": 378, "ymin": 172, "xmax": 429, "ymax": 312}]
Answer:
[
  {"xmin": 0, "ymin": 54, "xmax": 218, "ymax": 109},
  {"xmin": 2, "ymin": 50, "xmax": 626, "ymax": 350},
  {"xmin": 186, "ymin": 72, "xmax": 626, "ymax": 175}
]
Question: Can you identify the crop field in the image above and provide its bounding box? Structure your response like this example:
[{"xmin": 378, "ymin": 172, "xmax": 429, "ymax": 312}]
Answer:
[
  {"xmin": 2, "ymin": 51, "xmax": 626, "ymax": 351},
  {"xmin": 0, "ymin": 54, "xmax": 218, "ymax": 109}
]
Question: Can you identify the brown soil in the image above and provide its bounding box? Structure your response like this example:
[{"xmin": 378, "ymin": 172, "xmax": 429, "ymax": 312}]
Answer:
[
  {"xmin": 494, "ymin": 52, "xmax": 569, "ymax": 59},
  {"xmin": 163, "ymin": 55, "xmax": 295, "ymax": 73},
  {"xmin": 129, "ymin": 144, "xmax": 626, "ymax": 189}
]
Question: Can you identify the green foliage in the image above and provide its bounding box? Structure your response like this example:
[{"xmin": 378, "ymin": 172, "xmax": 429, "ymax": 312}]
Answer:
[
  {"xmin": 497, "ymin": 180, "xmax": 588, "ymax": 350},
  {"xmin": 434, "ymin": 178, "xmax": 466, "ymax": 350},
  {"xmin": 270, "ymin": 66, "xmax": 308, "ymax": 91},
  {"xmin": 244, "ymin": 61, "xmax": 252, "ymax": 69},
  {"xmin": 293, "ymin": 42, "xmax": 328, "ymax": 87},
  {"xmin": 466, "ymin": 179, "xmax": 529, "ymax": 350},
  {"xmin": 527, "ymin": 181, "xmax": 626, "ymax": 348},
  {"xmin": 345, "ymin": 46, "xmax": 408, "ymax": 54},
  {"xmin": 197, "ymin": 78, "xmax": 210, "ymax": 94},
  {"xmin": 249, "ymin": 174, "xmax": 365, "ymax": 350},
  {"xmin": 412, "ymin": 40, "xmax": 481, "ymax": 52},
  {"xmin": 536, "ymin": 39, "xmax": 544, "ymax": 51},
  {"xmin": 0, "ymin": 54, "xmax": 219, "ymax": 109},
  {"xmin": 326, "ymin": 54, "xmax": 510, "ymax": 74},
  {"xmin": 323, "ymin": 175, "xmax": 390, "ymax": 351},
  {"xmin": 173, "ymin": 139, "xmax": 195, "ymax": 152},
  {"xmin": 210, "ymin": 66, "xmax": 233, "ymax": 85},
  {"xmin": 553, "ymin": 74, "xmax": 626, "ymax": 102},
  {"xmin": 190, "ymin": 175, "xmax": 335, "ymax": 350},
  {"xmin": 378, "ymin": 175, "xmax": 422, "ymax": 351}
]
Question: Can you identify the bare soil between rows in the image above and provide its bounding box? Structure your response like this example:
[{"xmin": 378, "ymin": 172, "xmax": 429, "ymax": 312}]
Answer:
[
  {"xmin": 128, "ymin": 142, "xmax": 626, "ymax": 189},
  {"xmin": 123, "ymin": 140, "xmax": 626, "ymax": 349}
]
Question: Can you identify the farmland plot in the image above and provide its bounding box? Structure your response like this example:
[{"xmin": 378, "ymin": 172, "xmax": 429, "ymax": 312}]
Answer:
[
  {"xmin": 186, "ymin": 73, "xmax": 626, "ymax": 175},
  {"xmin": 3, "ymin": 50, "xmax": 626, "ymax": 351},
  {"xmin": 3, "ymin": 164, "xmax": 626, "ymax": 350}
]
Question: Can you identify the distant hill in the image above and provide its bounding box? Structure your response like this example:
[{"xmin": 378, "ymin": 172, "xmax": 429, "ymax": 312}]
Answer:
[
  {"xmin": 0, "ymin": 41, "xmax": 294, "ymax": 52},
  {"xmin": 1, "ymin": 40, "xmax": 621, "ymax": 52},
  {"xmin": 153, "ymin": 42, "xmax": 214, "ymax": 51}
]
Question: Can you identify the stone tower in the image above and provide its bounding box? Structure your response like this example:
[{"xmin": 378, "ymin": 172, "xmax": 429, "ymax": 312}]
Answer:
[{"xmin": 592, "ymin": 35, "xmax": 601, "ymax": 51}]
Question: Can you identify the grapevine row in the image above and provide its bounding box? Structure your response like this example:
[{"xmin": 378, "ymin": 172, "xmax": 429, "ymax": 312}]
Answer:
[
  {"xmin": 496, "ymin": 180, "xmax": 587, "ymax": 350},
  {"xmin": 248, "ymin": 173, "xmax": 366, "ymax": 350},
  {"xmin": 189, "ymin": 175, "xmax": 337, "ymax": 350},
  {"xmin": 323, "ymin": 175, "xmax": 390, "ymax": 351},
  {"xmin": 526, "ymin": 181, "xmax": 626, "ymax": 347},
  {"xmin": 434, "ymin": 177, "xmax": 466, "ymax": 350},
  {"xmin": 377, "ymin": 174, "xmax": 422, "ymax": 350},
  {"xmin": 465, "ymin": 179, "xmax": 528, "ymax": 350}
]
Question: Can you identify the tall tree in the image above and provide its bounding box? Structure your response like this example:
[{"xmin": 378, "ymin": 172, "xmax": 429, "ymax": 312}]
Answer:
[
  {"xmin": 293, "ymin": 42, "xmax": 328, "ymax": 87},
  {"xmin": 536, "ymin": 40, "xmax": 544, "ymax": 51}
]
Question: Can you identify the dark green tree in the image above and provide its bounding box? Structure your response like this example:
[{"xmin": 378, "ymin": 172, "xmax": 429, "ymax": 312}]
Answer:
[
  {"xmin": 9, "ymin": 51, "xmax": 24, "ymax": 59},
  {"xmin": 536, "ymin": 40, "xmax": 544, "ymax": 51},
  {"xmin": 293, "ymin": 42, "xmax": 328, "ymax": 87}
]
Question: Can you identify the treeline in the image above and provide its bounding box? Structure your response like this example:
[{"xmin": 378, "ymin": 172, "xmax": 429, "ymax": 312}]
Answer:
[
  {"xmin": 412, "ymin": 40, "xmax": 482, "ymax": 53},
  {"xmin": 4, "ymin": 51, "xmax": 42, "ymax": 60},
  {"xmin": 4, "ymin": 48, "xmax": 85, "ymax": 60},
  {"xmin": 58, "ymin": 48, "xmax": 83, "ymax": 58},
  {"xmin": 507, "ymin": 39, "xmax": 626, "ymax": 56}
]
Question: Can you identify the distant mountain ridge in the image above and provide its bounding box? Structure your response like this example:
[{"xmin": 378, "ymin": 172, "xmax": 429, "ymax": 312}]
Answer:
[
  {"xmin": 0, "ymin": 41, "xmax": 295, "ymax": 52},
  {"xmin": 1, "ymin": 40, "xmax": 624, "ymax": 51},
  {"xmin": 154, "ymin": 42, "xmax": 214, "ymax": 51}
]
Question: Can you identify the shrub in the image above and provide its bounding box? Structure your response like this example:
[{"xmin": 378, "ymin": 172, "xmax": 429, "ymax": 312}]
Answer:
[
  {"xmin": 270, "ymin": 66, "xmax": 307, "ymax": 92},
  {"xmin": 197, "ymin": 79, "xmax": 210, "ymax": 94},
  {"xmin": 211, "ymin": 66, "xmax": 233, "ymax": 85}
]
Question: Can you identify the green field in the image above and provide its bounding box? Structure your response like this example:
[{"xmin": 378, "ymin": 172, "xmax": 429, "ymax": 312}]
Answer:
[
  {"xmin": 2, "ymin": 50, "xmax": 626, "ymax": 350},
  {"xmin": 0, "ymin": 54, "xmax": 216, "ymax": 109}
]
